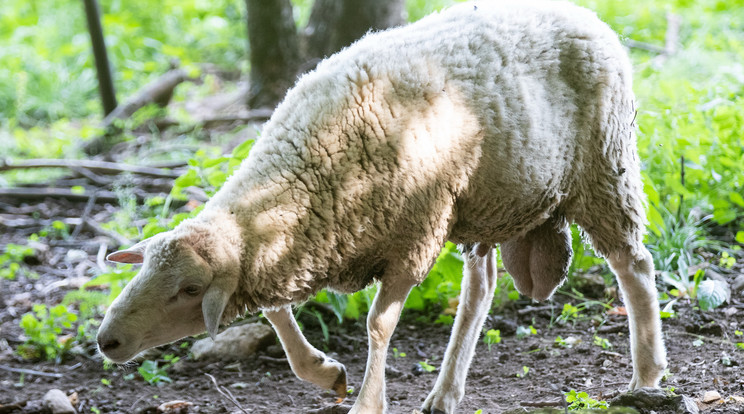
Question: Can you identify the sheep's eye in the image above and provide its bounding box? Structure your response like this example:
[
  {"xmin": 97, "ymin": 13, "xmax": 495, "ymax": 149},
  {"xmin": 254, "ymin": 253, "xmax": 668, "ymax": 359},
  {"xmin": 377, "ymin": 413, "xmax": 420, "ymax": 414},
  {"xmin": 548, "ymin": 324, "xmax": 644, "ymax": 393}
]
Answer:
[{"xmin": 183, "ymin": 285, "xmax": 201, "ymax": 296}]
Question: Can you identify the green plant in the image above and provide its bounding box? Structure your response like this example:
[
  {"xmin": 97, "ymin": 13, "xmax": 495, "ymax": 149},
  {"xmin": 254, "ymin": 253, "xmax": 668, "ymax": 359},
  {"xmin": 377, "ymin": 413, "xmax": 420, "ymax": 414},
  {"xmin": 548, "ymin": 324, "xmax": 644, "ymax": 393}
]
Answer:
[
  {"xmin": 558, "ymin": 303, "xmax": 580, "ymax": 324},
  {"xmin": 0, "ymin": 243, "xmax": 35, "ymax": 280},
  {"xmin": 593, "ymin": 335, "xmax": 612, "ymax": 349},
  {"xmin": 516, "ymin": 325, "xmax": 537, "ymax": 339},
  {"xmin": 484, "ymin": 329, "xmax": 501, "ymax": 351},
  {"xmin": 392, "ymin": 348, "xmax": 406, "ymax": 358},
  {"xmin": 564, "ymin": 389, "xmax": 608, "ymax": 410},
  {"xmin": 419, "ymin": 360, "xmax": 436, "ymax": 373},
  {"xmin": 138, "ymin": 354, "xmax": 180, "ymax": 385},
  {"xmin": 516, "ymin": 366, "xmax": 529, "ymax": 378},
  {"xmin": 17, "ymin": 304, "xmax": 78, "ymax": 362}
]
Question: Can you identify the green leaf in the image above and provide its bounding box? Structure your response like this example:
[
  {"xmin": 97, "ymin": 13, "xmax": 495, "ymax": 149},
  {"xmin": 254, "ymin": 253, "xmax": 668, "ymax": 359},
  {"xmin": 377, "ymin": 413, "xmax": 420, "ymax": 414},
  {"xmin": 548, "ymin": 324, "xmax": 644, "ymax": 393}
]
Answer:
[
  {"xmin": 730, "ymin": 192, "xmax": 744, "ymax": 208},
  {"xmin": 697, "ymin": 279, "xmax": 730, "ymax": 311},
  {"xmin": 736, "ymin": 231, "xmax": 744, "ymax": 244}
]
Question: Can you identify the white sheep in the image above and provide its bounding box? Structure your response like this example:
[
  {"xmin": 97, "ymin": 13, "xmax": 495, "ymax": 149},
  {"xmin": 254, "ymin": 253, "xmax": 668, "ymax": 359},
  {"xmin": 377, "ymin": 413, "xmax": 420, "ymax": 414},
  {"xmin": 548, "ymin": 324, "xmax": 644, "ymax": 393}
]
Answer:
[{"xmin": 97, "ymin": 1, "xmax": 667, "ymax": 413}]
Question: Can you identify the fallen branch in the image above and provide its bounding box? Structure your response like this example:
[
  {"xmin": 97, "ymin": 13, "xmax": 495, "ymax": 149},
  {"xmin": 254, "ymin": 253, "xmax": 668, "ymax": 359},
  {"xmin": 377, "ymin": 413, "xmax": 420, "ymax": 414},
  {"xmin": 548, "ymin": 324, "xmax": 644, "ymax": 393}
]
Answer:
[
  {"xmin": 0, "ymin": 364, "xmax": 63, "ymax": 378},
  {"xmin": 519, "ymin": 400, "xmax": 563, "ymax": 407},
  {"xmin": 103, "ymin": 68, "xmax": 191, "ymax": 128},
  {"xmin": 201, "ymin": 108, "xmax": 274, "ymax": 128},
  {"xmin": 0, "ymin": 158, "xmax": 182, "ymax": 179},
  {"xmin": 83, "ymin": 217, "xmax": 133, "ymax": 247},
  {"xmin": 0, "ymin": 187, "xmax": 120, "ymax": 203},
  {"xmin": 205, "ymin": 373, "xmax": 249, "ymax": 414}
]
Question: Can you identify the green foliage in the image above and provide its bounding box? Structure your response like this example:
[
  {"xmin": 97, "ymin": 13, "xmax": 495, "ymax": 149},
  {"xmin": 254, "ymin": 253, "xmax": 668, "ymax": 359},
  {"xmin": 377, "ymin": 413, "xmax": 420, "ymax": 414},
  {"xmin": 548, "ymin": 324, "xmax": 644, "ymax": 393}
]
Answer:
[
  {"xmin": 418, "ymin": 360, "xmax": 436, "ymax": 373},
  {"xmin": 484, "ymin": 329, "xmax": 501, "ymax": 351},
  {"xmin": 0, "ymin": 0, "xmax": 245, "ymax": 124},
  {"xmin": 0, "ymin": 243, "xmax": 35, "ymax": 280},
  {"xmin": 17, "ymin": 304, "xmax": 78, "ymax": 362},
  {"xmin": 516, "ymin": 325, "xmax": 537, "ymax": 339},
  {"xmin": 558, "ymin": 303, "xmax": 581, "ymax": 324},
  {"xmin": 516, "ymin": 366, "xmax": 530, "ymax": 378},
  {"xmin": 565, "ymin": 389, "xmax": 609, "ymax": 410},
  {"xmin": 138, "ymin": 354, "xmax": 179, "ymax": 385},
  {"xmin": 405, "ymin": 242, "xmax": 463, "ymax": 311},
  {"xmin": 593, "ymin": 335, "xmax": 612, "ymax": 349}
]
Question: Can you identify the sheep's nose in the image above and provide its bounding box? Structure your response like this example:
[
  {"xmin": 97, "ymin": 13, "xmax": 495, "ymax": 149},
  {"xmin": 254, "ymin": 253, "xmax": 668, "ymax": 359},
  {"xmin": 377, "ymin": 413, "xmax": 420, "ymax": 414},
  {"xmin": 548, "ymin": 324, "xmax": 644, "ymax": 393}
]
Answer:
[{"xmin": 97, "ymin": 337, "xmax": 121, "ymax": 353}]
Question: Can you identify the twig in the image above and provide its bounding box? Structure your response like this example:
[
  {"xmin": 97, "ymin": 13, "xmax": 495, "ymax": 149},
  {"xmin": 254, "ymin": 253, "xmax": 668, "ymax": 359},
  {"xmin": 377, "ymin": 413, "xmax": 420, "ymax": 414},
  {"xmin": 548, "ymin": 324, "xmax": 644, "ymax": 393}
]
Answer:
[
  {"xmin": 520, "ymin": 400, "xmax": 563, "ymax": 407},
  {"xmin": 205, "ymin": 373, "xmax": 249, "ymax": 414},
  {"xmin": 0, "ymin": 158, "xmax": 182, "ymax": 179},
  {"xmin": 517, "ymin": 304, "xmax": 555, "ymax": 315},
  {"xmin": 597, "ymin": 324, "xmax": 627, "ymax": 334},
  {"xmin": 201, "ymin": 108, "xmax": 274, "ymax": 127},
  {"xmin": 96, "ymin": 243, "xmax": 109, "ymax": 272},
  {"xmin": 71, "ymin": 192, "xmax": 98, "ymax": 239},
  {"xmin": 257, "ymin": 355, "xmax": 288, "ymax": 365},
  {"xmin": 83, "ymin": 217, "xmax": 132, "ymax": 247},
  {"xmin": 0, "ymin": 187, "xmax": 120, "ymax": 203},
  {"xmin": 102, "ymin": 69, "xmax": 191, "ymax": 128},
  {"xmin": 0, "ymin": 364, "xmax": 63, "ymax": 378},
  {"xmin": 624, "ymin": 39, "xmax": 666, "ymax": 54}
]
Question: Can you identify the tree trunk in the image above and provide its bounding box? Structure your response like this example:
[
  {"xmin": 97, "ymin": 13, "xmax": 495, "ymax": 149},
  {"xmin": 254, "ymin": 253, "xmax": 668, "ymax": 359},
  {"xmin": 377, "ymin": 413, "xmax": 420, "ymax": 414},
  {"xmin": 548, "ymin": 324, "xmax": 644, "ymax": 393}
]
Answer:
[
  {"xmin": 245, "ymin": 0, "xmax": 300, "ymax": 109},
  {"xmin": 245, "ymin": 0, "xmax": 405, "ymax": 109},
  {"xmin": 305, "ymin": 0, "xmax": 405, "ymax": 60},
  {"xmin": 82, "ymin": 0, "xmax": 117, "ymax": 116}
]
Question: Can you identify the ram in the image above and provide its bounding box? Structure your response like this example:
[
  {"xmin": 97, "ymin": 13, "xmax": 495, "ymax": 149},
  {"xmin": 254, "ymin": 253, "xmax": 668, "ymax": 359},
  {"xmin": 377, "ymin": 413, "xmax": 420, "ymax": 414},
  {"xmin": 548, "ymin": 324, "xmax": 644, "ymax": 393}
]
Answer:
[{"xmin": 97, "ymin": 1, "xmax": 667, "ymax": 413}]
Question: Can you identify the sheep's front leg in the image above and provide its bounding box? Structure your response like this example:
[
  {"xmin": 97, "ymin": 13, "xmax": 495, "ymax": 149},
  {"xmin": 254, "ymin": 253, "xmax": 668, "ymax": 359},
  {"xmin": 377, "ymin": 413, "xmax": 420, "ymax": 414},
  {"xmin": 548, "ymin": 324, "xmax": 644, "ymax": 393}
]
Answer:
[
  {"xmin": 350, "ymin": 279, "xmax": 414, "ymax": 414},
  {"xmin": 422, "ymin": 247, "xmax": 498, "ymax": 414},
  {"xmin": 263, "ymin": 306, "xmax": 347, "ymax": 399},
  {"xmin": 607, "ymin": 248, "xmax": 667, "ymax": 389}
]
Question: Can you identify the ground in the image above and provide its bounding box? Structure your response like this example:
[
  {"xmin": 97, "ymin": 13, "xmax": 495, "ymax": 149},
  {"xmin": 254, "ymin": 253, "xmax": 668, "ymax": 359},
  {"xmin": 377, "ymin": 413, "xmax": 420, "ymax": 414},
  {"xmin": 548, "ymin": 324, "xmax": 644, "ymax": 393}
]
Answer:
[{"xmin": 2, "ymin": 227, "xmax": 744, "ymax": 414}]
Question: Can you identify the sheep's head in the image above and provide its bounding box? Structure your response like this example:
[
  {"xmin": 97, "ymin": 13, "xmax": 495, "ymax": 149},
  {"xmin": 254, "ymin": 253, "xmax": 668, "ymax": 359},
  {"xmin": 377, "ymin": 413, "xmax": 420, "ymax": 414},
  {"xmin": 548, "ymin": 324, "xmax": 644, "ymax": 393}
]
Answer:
[{"xmin": 96, "ymin": 229, "xmax": 238, "ymax": 363}]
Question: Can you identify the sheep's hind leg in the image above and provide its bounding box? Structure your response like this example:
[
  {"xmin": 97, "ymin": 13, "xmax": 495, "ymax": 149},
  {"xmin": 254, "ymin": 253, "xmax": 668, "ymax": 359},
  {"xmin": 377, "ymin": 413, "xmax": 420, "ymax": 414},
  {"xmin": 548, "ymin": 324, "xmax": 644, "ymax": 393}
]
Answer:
[
  {"xmin": 350, "ymin": 278, "xmax": 414, "ymax": 414},
  {"xmin": 263, "ymin": 305, "xmax": 347, "ymax": 399},
  {"xmin": 606, "ymin": 247, "xmax": 667, "ymax": 389},
  {"xmin": 421, "ymin": 245, "xmax": 498, "ymax": 414}
]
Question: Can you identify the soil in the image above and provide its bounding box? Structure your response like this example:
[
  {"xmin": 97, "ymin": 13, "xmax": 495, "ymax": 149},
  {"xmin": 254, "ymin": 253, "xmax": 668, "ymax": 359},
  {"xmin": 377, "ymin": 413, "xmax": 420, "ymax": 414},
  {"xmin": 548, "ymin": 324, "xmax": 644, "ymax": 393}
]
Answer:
[{"xmin": 1, "ymin": 180, "xmax": 744, "ymax": 414}]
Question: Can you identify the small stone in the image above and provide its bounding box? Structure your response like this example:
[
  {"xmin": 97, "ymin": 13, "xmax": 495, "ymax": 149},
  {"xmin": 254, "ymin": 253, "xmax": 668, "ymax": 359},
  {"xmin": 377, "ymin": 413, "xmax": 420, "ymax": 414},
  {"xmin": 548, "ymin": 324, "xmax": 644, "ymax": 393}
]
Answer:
[
  {"xmin": 265, "ymin": 344, "xmax": 285, "ymax": 358},
  {"xmin": 43, "ymin": 389, "xmax": 76, "ymax": 414},
  {"xmin": 701, "ymin": 390, "xmax": 722, "ymax": 403},
  {"xmin": 157, "ymin": 400, "xmax": 193, "ymax": 413},
  {"xmin": 677, "ymin": 395, "xmax": 700, "ymax": 414},
  {"xmin": 733, "ymin": 274, "xmax": 744, "ymax": 292},
  {"xmin": 191, "ymin": 323, "xmax": 275, "ymax": 361}
]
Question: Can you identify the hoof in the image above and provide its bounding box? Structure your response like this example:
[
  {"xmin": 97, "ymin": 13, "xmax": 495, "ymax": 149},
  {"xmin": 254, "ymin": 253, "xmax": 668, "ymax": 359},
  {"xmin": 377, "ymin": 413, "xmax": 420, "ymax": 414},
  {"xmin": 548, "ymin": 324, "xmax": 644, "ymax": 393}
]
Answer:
[
  {"xmin": 332, "ymin": 365, "xmax": 348, "ymax": 402},
  {"xmin": 422, "ymin": 409, "xmax": 447, "ymax": 414}
]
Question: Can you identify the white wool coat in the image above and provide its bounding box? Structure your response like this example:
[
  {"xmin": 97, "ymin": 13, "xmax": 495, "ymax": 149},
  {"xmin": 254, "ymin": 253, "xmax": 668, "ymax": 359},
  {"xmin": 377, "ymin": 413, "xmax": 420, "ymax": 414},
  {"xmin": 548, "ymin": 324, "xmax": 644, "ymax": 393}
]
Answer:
[{"xmin": 183, "ymin": 0, "xmax": 643, "ymax": 319}]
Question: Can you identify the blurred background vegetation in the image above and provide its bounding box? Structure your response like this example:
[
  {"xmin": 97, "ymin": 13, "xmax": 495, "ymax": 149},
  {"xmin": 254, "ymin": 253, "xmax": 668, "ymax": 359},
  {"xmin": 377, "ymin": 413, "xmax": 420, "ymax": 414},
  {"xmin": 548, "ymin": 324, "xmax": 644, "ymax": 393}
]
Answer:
[{"xmin": 0, "ymin": 0, "xmax": 742, "ymax": 361}]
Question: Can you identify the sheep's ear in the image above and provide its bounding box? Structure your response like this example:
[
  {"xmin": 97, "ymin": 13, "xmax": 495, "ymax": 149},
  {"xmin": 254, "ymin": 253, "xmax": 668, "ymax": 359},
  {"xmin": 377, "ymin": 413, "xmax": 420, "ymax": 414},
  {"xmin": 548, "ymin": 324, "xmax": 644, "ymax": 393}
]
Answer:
[
  {"xmin": 202, "ymin": 282, "xmax": 232, "ymax": 340},
  {"xmin": 106, "ymin": 239, "xmax": 151, "ymax": 264}
]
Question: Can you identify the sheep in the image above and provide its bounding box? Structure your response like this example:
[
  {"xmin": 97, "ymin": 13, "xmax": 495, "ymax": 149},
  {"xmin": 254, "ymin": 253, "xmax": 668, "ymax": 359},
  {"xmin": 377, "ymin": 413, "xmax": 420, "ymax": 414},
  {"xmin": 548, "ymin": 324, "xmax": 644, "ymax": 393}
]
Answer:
[{"xmin": 96, "ymin": 1, "xmax": 668, "ymax": 413}]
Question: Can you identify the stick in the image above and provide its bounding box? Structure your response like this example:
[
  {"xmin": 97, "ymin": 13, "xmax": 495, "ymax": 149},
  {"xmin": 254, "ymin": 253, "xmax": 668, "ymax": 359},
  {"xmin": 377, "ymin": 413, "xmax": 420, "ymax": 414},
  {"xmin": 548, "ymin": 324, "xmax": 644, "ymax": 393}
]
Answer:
[
  {"xmin": 71, "ymin": 192, "xmax": 98, "ymax": 239},
  {"xmin": 0, "ymin": 364, "xmax": 63, "ymax": 378},
  {"xmin": 102, "ymin": 69, "xmax": 190, "ymax": 128},
  {"xmin": 83, "ymin": 218, "xmax": 132, "ymax": 247},
  {"xmin": 0, "ymin": 187, "xmax": 120, "ymax": 204},
  {"xmin": 520, "ymin": 400, "xmax": 563, "ymax": 407},
  {"xmin": 0, "ymin": 158, "xmax": 182, "ymax": 179},
  {"xmin": 200, "ymin": 108, "xmax": 274, "ymax": 127},
  {"xmin": 205, "ymin": 373, "xmax": 249, "ymax": 414}
]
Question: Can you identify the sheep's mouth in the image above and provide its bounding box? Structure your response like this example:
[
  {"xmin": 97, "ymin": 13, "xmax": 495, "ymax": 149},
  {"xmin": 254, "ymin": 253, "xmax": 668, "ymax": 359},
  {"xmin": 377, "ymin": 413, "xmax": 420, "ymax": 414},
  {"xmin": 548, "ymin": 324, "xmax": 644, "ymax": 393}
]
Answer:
[{"xmin": 98, "ymin": 338, "xmax": 145, "ymax": 364}]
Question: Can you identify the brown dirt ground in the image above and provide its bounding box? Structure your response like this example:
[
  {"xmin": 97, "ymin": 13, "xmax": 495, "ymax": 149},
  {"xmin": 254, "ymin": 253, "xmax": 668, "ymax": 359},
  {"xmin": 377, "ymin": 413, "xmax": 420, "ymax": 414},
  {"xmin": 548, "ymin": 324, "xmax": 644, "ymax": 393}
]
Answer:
[{"xmin": 1, "ymin": 203, "xmax": 744, "ymax": 414}]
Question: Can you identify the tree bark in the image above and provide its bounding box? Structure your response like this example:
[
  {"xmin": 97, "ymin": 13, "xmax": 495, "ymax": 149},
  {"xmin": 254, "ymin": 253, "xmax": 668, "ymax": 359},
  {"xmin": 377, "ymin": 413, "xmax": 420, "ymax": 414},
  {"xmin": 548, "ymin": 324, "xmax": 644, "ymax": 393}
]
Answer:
[
  {"xmin": 245, "ymin": 0, "xmax": 405, "ymax": 109},
  {"xmin": 82, "ymin": 0, "xmax": 118, "ymax": 116},
  {"xmin": 245, "ymin": 0, "xmax": 301, "ymax": 109},
  {"xmin": 305, "ymin": 0, "xmax": 405, "ymax": 60}
]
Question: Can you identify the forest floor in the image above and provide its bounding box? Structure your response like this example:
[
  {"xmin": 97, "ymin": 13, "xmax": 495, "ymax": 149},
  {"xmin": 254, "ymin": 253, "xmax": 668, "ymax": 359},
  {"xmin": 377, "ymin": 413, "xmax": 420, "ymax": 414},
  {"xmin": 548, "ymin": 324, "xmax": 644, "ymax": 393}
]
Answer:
[
  {"xmin": 1, "ymin": 86, "xmax": 744, "ymax": 414},
  {"xmin": 1, "ymin": 197, "xmax": 743, "ymax": 414}
]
